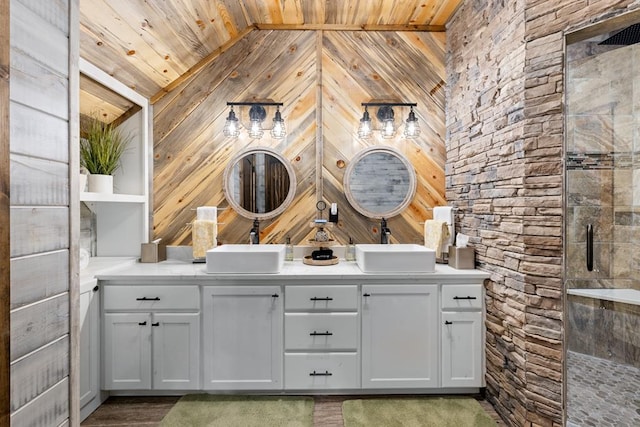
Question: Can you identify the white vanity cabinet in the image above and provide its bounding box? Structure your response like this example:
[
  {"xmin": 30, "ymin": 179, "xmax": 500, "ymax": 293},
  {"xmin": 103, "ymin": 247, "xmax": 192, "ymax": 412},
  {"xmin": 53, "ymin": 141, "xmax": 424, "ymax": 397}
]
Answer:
[
  {"xmin": 284, "ymin": 285, "xmax": 359, "ymax": 389},
  {"xmin": 202, "ymin": 286, "xmax": 283, "ymax": 390},
  {"xmin": 440, "ymin": 284, "xmax": 484, "ymax": 387},
  {"xmin": 361, "ymin": 284, "xmax": 439, "ymax": 388},
  {"xmin": 102, "ymin": 285, "xmax": 200, "ymax": 390},
  {"xmin": 80, "ymin": 282, "xmax": 100, "ymax": 417}
]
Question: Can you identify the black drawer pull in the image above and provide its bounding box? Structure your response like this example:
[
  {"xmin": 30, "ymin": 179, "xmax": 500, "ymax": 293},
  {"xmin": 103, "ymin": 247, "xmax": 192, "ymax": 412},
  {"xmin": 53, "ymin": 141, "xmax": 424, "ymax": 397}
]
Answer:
[
  {"xmin": 444, "ymin": 320, "xmax": 453, "ymax": 325},
  {"xmin": 272, "ymin": 294, "xmax": 279, "ymax": 298},
  {"xmin": 92, "ymin": 285, "xmax": 99, "ymax": 292},
  {"xmin": 310, "ymin": 331, "xmax": 333, "ymax": 336},
  {"xmin": 453, "ymin": 296, "xmax": 477, "ymax": 300},
  {"xmin": 310, "ymin": 297, "xmax": 333, "ymax": 301},
  {"xmin": 151, "ymin": 322, "xmax": 160, "ymax": 327},
  {"xmin": 138, "ymin": 321, "xmax": 147, "ymax": 326},
  {"xmin": 136, "ymin": 297, "xmax": 161, "ymax": 301},
  {"xmin": 309, "ymin": 370, "xmax": 332, "ymax": 376},
  {"xmin": 363, "ymin": 293, "xmax": 371, "ymax": 297}
]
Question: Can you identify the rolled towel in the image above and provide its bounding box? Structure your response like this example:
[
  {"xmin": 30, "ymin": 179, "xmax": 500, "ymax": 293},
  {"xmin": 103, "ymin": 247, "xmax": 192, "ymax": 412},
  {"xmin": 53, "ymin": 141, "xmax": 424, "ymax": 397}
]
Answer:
[
  {"xmin": 424, "ymin": 220, "xmax": 450, "ymax": 259},
  {"xmin": 192, "ymin": 219, "xmax": 217, "ymax": 259}
]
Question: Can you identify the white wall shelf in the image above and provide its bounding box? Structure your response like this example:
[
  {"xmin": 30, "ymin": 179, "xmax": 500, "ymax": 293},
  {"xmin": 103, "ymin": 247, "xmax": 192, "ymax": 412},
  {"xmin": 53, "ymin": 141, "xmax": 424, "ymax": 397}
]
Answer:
[
  {"xmin": 79, "ymin": 58, "xmax": 150, "ymax": 257},
  {"xmin": 567, "ymin": 288, "xmax": 640, "ymax": 306},
  {"xmin": 80, "ymin": 192, "xmax": 147, "ymax": 204}
]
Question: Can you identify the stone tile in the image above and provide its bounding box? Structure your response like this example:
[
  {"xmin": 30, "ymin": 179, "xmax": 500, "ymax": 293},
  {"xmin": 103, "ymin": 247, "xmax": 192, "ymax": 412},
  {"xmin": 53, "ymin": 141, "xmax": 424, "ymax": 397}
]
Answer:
[{"xmin": 567, "ymin": 351, "xmax": 640, "ymax": 427}]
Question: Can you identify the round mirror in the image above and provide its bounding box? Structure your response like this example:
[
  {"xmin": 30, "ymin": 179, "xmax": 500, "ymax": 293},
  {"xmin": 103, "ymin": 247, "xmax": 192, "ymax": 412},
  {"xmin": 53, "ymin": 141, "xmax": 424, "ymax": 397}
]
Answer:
[
  {"xmin": 343, "ymin": 146, "xmax": 416, "ymax": 219},
  {"xmin": 223, "ymin": 147, "xmax": 297, "ymax": 220}
]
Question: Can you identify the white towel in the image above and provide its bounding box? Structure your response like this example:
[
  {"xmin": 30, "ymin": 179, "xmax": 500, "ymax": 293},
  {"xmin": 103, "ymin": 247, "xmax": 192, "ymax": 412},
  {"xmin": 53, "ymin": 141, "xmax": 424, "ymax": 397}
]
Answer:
[
  {"xmin": 424, "ymin": 220, "xmax": 450, "ymax": 259},
  {"xmin": 433, "ymin": 206, "xmax": 454, "ymax": 247},
  {"xmin": 196, "ymin": 206, "xmax": 217, "ymax": 222}
]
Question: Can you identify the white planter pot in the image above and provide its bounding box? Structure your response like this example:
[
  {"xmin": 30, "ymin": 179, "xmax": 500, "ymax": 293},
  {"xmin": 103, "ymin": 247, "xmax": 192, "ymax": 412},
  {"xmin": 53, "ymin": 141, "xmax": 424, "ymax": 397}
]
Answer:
[
  {"xmin": 79, "ymin": 174, "xmax": 88, "ymax": 193},
  {"xmin": 88, "ymin": 174, "xmax": 113, "ymax": 194}
]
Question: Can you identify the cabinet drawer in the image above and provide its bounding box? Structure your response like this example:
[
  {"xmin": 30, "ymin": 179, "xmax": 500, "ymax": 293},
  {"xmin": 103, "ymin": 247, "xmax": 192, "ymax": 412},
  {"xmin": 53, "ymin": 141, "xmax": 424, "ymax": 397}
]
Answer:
[
  {"xmin": 285, "ymin": 286, "xmax": 358, "ymax": 311},
  {"xmin": 284, "ymin": 353, "xmax": 359, "ymax": 389},
  {"xmin": 103, "ymin": 285, "xmax": 200, "ymax": 310},
  {"xmin": 285, "ymin": 313, "xmax": 358, "ymax": 351},
  {"xmin": 441, "ymin": 285, "xmax": 483, "ymax": 310}
]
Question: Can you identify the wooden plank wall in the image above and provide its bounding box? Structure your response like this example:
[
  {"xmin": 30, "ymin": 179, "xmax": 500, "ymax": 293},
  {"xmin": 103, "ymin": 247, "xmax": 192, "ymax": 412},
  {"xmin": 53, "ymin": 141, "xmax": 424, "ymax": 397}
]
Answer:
[
  {"xmin": 0, "ymin": 0, "xmax": 10, "ymax": 423},
  {"xmin": 153, "ymin": 29, "xmax": 446, "ymax": 246},
  {"xmin": 9, "ymin": 0, "xmax": 74, "ymax": 425}
]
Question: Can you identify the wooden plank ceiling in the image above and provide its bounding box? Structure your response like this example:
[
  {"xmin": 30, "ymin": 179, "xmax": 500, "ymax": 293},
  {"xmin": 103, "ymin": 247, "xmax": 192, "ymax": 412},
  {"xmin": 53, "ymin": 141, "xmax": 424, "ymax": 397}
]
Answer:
[{"xmin": 79, "ymin": 0, "xmax": 461, "ymax": 117}]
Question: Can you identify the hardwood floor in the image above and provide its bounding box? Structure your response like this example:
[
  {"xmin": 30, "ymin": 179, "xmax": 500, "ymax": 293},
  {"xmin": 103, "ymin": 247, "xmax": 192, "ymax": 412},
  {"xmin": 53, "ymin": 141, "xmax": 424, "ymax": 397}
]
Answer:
[{"xmin": 82, "ymin": 395, "xmax": 506, "ymax": 426}]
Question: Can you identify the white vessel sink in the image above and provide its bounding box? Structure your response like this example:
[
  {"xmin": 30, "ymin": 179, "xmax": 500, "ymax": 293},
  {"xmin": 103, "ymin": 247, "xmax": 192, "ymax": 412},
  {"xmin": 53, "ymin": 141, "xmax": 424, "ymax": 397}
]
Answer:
[
  {"xmin": 355, "ymin": 244, "xmax": 436, "ymax": 273},
  {"xmin": 206, "ymin": 244, "xmax": 286, "ymax": 273}
]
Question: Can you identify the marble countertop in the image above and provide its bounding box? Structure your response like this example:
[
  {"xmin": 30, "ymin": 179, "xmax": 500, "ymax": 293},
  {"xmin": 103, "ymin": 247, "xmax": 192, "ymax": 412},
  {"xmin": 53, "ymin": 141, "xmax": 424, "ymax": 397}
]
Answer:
[{"xmin": 92, "ymin": 257, "xmax": 490, "ymax": 284}]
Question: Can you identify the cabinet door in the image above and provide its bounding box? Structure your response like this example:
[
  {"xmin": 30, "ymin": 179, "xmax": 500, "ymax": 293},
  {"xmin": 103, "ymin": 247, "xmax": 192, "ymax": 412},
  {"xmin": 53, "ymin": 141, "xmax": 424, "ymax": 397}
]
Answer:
[
  {"xmin": 361, "ymin": 284, "xmax": 438, "ymax": 388},
  {"xmin": 441, "ymin": 311, "xmax": 483, "ymax": 387},
  {"xmin": 152, "ymin": 312, "xmax": 200, "ymax": 390},
  {"xmin": 103, "ymin": 312, "xmax": 151, "ymax": 390},
  {"xmin": 203, "ymin": 286, "xmax": 283, "ymax": 390},
  {"xmin": 80, "ymin": 286, "xmax": 99, "ymax": 407}
]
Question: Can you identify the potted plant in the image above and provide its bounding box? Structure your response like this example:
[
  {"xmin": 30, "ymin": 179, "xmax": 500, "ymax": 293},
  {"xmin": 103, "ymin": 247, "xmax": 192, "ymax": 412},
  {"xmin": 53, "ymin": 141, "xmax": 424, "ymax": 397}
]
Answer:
[{"xmin": 80, "ymin": 115, "xmax": 131, "ymax": 194}]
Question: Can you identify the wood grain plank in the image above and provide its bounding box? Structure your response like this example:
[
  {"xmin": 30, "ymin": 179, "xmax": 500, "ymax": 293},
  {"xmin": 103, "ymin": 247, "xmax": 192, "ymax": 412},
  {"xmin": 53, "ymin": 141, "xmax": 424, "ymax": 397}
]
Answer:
[
  {"xmin": 79, "ymin": 0, "xmax": 183, "ymax": 84},
  {"xmin": 9, "ymin": 154, "xmax": 69, "ymax": 206},
  {"xmin": 10, "ymin": 336, "xmax": 69, "ymax": 412},
  {"xmin": 153, "ymin": 28, "xmax": 267, "ymax": 139},
  {"xmin": 79, "ymin": 29, "xmax": 162, "ymax": 97},
  {"xmin": 255, "ymin": 23, "xmax": 445, "ymax": 31},
  {"xmin": 10, "ymin": 48, "xmax": 69, "ymax": 120},
  {"xmin": 10, "ymin": 293, "xmax": 69, "ymax": 362},
  {"xmin": 10, "ymin": 207, "xmax": 69, "ymax": 258},
  {"xmin": 9, "ymin": 101, "xmax": 69, "ymax": 163},
  {"xmin": 9, "ymin": 377, "xmax": 69, "ymax": 427},
  {"xmin": 68, "ymin": 0, "xmax": 81, "ymax": 423},
  {"xmin": 10, "ymin": 250, "xmax": 69, "ymax": 310},
  {"xmin": 0, "ymin": 0, "xmax": 10, "ymax": 422},
  {"xmin": 10, "ymin": 1, "xmax": 69, "ymax": 75},
  {"xmin": 16, "ymin": 0, "xmax": 69, "ymax": 33}
]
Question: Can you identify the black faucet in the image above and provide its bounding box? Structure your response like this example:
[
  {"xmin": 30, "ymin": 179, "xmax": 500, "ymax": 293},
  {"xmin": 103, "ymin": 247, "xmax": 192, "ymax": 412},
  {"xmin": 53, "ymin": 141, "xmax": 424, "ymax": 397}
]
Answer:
[
  {"xmin": 249, "ymin": 219, "xmax": 260, "ymax": 244},
  {"xmin": 380, "ymin": 218, "xmax": 391, "ymax": 244}
]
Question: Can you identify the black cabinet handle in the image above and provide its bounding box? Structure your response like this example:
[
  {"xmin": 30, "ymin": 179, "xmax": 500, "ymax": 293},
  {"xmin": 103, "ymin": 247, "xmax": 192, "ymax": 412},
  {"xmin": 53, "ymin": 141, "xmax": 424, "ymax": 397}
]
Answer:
[
  {"xmin": 363, "ymin": 293, "xmax": 371, "ymax": 297},
  {"xmin": 310, "ymin": 331, "xmax": 333, "ymax": 336},
  {"xmin": 92, "ymin": 285, "xmax": 99, "ymax": 292},
  {"xmin": 272, "ymin": 294, "xmax": 279, "ymax": 298},
  {"xmin": 453, "ymin": 296, "xmax": 477, "ymax": 300},
  {"xmin": 309, "ymin": 370, "xmax": 332, "ymax": 376},
  {"xmin": 587, "ymin": 224, "xmax": 593, "ymax": 272},
  {"xmin": 445, "ymin": 320, "xmax": 453, "ymax": 325},
  {"xmin": 151, "ymin": 322, "xmax": 160, "ymax": 327},
  {"xmin": 310, "ymin": 297, "xmax": 333, "ymax": 301},
  {"xmin": 136, "ymin": 297, "xmax": 160, "ymax": 301},
  {"xmin": 138, "ymin": 321, "xmax": 147, "ymax": 326}
]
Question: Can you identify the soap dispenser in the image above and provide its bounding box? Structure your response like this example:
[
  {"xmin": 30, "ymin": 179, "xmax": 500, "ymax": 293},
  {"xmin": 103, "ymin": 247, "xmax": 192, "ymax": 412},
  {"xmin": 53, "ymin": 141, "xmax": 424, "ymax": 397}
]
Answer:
[
  {"xmin": 345, "ymin": 237, "xmax": 356, "ymax": 261},
  {"xmin": 285, "ymin": 236, "xmax": 294, "ymax": 261},
  {"xmin": 329, "ymin": 203, "xmax": 339, "ymax": 223}
]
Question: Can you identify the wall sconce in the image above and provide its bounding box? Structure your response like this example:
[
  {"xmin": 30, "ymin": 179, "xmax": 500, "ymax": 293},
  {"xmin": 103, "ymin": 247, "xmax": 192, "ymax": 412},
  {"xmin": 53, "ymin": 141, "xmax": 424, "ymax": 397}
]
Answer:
[
  {"xmin": 224, "ymin": 101, "xmax": 285, "ymax": 140},
  {"xmin": 358, "ymin": 102, "xmax": 419, "ymax": 139}
]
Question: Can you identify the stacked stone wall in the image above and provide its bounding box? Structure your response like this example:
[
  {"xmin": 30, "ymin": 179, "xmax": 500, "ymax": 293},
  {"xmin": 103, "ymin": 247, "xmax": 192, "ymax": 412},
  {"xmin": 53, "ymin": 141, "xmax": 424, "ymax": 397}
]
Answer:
[{"xmin": 447, "ymin": 0, "xmax": 640, "ymax": 425}]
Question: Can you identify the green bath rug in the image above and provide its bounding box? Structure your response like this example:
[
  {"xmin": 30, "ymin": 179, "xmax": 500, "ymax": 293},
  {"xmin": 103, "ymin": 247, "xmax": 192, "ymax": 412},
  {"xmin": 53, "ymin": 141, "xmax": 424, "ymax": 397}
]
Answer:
[
  {"xmin": 342, "ymin": 396, "xmax": 497, "ymax": 427},
  {"xmin": 160, "ymin": 394, "xmax": 314, "ymax": 427}
]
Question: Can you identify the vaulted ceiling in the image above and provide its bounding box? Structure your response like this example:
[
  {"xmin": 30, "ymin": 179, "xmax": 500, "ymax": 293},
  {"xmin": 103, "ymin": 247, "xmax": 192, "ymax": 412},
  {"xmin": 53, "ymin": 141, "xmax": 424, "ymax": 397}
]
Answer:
[{"xmin": 79, "ymin": 0, "xmax": 461, "ymax": 121}]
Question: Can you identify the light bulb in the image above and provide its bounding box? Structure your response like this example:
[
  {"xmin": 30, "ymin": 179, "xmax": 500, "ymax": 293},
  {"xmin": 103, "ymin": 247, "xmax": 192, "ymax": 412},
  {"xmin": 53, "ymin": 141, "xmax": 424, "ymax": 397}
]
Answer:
[
  {"xmin": 358, "ymin": 107, "xmax": 372, "ymax": 138},
  {"xmin": 223, "ymin": 107, "xmax": 240, "ymax": 137}
]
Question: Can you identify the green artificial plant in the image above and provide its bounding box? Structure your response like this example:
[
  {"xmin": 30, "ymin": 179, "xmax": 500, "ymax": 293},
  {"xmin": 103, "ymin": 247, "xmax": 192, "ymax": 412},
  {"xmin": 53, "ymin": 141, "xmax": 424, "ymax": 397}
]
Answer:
[{"xmin": 80, "ymin": 116, "xmax": 131, "ymax": 175}]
